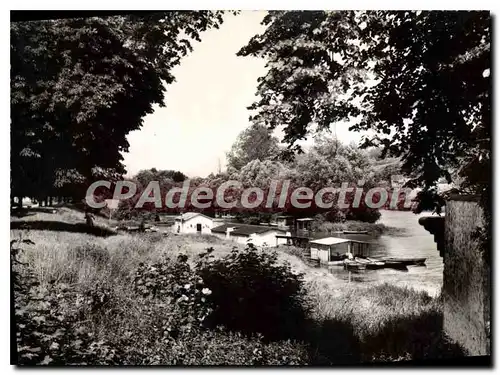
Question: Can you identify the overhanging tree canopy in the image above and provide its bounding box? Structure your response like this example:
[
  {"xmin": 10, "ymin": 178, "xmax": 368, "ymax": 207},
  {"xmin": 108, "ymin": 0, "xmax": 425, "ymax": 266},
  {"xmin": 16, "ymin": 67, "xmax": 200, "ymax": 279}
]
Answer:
[
  {"xmin": 238, "ymin": 10, "xmax": 490, "ymax": 191},
  {"xmin": 11, "ymin": 12, "xmax": 228, "ymax": 202}
]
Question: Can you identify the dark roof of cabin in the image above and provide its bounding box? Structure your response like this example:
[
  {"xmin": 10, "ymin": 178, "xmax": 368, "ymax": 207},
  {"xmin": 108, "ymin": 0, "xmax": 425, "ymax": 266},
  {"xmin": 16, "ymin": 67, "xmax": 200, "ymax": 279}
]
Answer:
[{"xmin": 211, "ymin": 223, "xmax": 286, "ymax": 237}]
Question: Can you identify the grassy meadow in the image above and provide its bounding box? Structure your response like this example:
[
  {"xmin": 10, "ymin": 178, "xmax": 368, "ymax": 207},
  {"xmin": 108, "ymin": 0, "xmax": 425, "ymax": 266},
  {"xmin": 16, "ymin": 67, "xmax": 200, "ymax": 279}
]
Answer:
[{"xmin": 11, "ymin": 208, "xmax": 463, "ymax": 365}]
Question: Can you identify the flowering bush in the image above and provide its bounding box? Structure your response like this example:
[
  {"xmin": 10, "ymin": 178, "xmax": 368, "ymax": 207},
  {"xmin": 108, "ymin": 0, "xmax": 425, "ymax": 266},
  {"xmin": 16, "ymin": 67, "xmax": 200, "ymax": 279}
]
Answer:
[
  {"xmin": 133, "ymin": 253, "xmax": 213, "ymax": 328},
  {"xmin": 196, "ymin": 244, "xmax": 309, "ymax": 340}
]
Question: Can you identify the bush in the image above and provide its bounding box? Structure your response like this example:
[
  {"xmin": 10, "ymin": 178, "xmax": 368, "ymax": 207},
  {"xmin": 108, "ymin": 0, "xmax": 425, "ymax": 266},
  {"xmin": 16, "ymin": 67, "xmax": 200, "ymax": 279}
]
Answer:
[
  {"xmin": 116, "ymin": 251, "xmax": 308, "ymax": 365},
  {"xmin": 343, "ymin": 206, "xmax": 381, "ymax": 223},
  {"xmin": 133, "ymin": 254, "xmax": 212, "ymax": 328},
  {"xmin": 196, "ymin": 244, "xmax": 309, "ymax": 341},
  {"xmin": 280, "ymin": 246, "xmax": 308, "ymax": 261},
  {"xmin": 161, "ymin": 328, "xmax": 309, "ymax": 365},
  {"xmin": 323, "ymin": 208, "xmax": 346, "ymax": 223}
]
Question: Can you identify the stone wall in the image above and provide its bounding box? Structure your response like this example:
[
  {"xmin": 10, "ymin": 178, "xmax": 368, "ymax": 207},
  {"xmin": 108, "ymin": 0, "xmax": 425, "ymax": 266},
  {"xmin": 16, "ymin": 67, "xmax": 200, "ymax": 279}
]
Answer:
[{"xmin": 443, "ymin": 196, "xmax": 490, "ymax": 355}]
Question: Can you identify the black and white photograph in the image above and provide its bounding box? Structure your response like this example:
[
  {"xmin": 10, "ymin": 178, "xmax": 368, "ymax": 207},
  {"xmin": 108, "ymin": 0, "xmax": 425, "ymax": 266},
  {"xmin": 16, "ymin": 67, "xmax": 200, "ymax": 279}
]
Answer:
[{"xmin": 9, "ymin": 9, "xmax": 491, "ymax": 366}]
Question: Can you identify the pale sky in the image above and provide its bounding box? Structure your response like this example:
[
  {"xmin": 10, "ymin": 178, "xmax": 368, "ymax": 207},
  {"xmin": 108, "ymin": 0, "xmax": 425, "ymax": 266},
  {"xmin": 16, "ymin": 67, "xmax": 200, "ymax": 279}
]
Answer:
[{"xmin": 122, "ymin": 11, "xmax": 364, "ymax": 178}]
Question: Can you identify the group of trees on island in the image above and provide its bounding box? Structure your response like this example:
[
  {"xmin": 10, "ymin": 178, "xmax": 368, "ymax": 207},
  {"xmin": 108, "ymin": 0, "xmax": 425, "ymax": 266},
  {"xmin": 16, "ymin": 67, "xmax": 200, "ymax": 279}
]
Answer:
[{"xmin": 114, "ymin": 124, "xmax": 407, "ymax": 223}]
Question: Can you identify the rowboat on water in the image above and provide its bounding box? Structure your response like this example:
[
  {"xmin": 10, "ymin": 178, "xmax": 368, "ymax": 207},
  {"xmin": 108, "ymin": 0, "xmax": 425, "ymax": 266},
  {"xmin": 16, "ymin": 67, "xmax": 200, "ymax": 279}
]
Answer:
[
  {"xmin": 355, "ymin": 257, "xmax": 385, "ymax": 269},
  {"xmin": 343, "ymin": 230, "xmax": 368, "ymax": 235},
  {"xmin": 384, "ymin": 260, "xmax": 408, "ymax": 270},
  {"xmin": 382, "ymin": 257, "xmax": 426, "ymax": 266},
  {"xmin": 344, "ymin": 259, "xmax": 367, "ymax": 271}
]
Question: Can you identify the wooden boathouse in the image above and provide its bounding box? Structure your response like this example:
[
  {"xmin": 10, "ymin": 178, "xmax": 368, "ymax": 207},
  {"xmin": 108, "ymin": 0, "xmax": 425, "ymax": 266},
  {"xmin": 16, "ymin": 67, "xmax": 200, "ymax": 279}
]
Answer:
[{"xmin": 309, "ymin": 237, "xmax": 371, "ymax": 264}]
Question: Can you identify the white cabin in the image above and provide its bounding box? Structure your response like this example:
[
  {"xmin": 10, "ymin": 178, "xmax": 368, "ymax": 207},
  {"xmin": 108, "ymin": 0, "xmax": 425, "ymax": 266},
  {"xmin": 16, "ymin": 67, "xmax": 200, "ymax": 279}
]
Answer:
[
  {"xmin": 211, "ymin": 224, "xmax": 288, "ymax": 247},
  {"xmin": 173, "ymin": 212, "xmax": 214, "ymax": 234}
]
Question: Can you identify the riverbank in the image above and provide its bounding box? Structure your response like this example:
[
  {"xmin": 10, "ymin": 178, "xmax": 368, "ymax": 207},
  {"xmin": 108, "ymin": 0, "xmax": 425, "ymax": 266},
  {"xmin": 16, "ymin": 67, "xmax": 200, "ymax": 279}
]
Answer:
[{"xmin": 11, "ymin": 208, "xmax": 463, "ymax": 364}]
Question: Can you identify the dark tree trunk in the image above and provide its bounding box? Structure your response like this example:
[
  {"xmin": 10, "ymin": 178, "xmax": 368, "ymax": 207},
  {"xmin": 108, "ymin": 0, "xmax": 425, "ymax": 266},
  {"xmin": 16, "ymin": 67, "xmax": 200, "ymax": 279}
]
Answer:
[{"xmin": 49, "ymin": 196, "xmax": 53, "ymax": 206}]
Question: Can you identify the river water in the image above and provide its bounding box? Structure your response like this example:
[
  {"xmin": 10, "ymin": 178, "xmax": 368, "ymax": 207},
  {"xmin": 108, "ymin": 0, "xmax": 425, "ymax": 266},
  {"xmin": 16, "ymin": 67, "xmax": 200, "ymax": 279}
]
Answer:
[{"xmin": 315, "ymin": 210, "xmax": 444, "ymax": 296}]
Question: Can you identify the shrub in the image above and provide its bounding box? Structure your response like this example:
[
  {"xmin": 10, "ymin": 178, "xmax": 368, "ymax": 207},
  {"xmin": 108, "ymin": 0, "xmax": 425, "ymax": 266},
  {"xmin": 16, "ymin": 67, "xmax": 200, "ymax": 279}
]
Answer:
[
  {"xmin": 196, "ymin": 244, "xmax": 309, "ymax": 341},
  {"xmin": 180, "ymin": 329, "xmax": 308, "ymax": 365},
  {"xmin": 323, "ymin": 208, "xmax": 346, "ymax": 223},
  {"xmin": 111, "ymin": 252, "xmax": 308, "ymax": 365},
  {"xmin": 280, "ymin": 246, "xmax": 308, "ymax": 261},
  {"xmin": 133, "ymin": 254, "xmax": 213, "ymax": 328},
  {"xmin": 343, "ymin": 206, "xmax": 381, "ymax": 223},
  {"xmin": 14, "ymin": 239, "xmax": 310, "ymax": 365}
]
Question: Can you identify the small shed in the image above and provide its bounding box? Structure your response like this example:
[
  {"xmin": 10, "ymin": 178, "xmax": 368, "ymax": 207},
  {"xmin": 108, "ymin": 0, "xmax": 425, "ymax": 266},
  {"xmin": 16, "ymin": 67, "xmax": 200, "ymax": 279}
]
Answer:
[
  {"xmin": 309, "ymin": 237, "xmax": 371, "ymax": 264},
  {"xmin": 295, "ymin": 218, "xmax": 314, "ymax": 232},
  {"xmin": 174, "ymin": 212, "xmax": 214, "ymax": 234},
  {"xmin": 276, "ymin": 215, "xmax": 294, "ymax": 228}
]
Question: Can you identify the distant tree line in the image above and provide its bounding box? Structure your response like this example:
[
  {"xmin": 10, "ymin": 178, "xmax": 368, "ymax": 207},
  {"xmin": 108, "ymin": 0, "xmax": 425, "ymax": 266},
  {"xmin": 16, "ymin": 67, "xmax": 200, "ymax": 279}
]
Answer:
[{"xmin": 114, "ymin": 125, "xmax": 405, "ymax": 223}]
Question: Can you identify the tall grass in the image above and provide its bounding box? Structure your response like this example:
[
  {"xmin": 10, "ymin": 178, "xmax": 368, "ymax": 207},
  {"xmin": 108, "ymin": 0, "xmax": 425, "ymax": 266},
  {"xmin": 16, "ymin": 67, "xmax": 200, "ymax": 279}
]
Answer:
[{"xmin": 12, "ymin": 208, "xmax": 464, "ymax": 365}]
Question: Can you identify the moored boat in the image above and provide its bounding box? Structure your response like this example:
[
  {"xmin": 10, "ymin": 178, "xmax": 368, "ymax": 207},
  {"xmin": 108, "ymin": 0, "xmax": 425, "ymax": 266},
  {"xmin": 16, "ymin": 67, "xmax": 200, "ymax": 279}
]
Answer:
[
  {"xmin": 384, "ymin": 260, "xmax": 408, "ymax": 270},
  {"xmin": 355, "ymin": 257, "xmax": 386, "ymax": 269},
  {"xmin": 382, "ymin": 257, "xmax": 426, "ymax": 266},
  {"xmin": 344, "ymin": 259, "xmax": 367, "ymax": 271},
  {"xmin": 366, "ymin": 261, "xmax": 385, "ymax": 269},
  {"xmin": 354, "ymin": 257, "xmax": 371, "ymax": 265},
  {"xmin": 343, "ymin": 230, "xmax": 368, "ymax": 235}
]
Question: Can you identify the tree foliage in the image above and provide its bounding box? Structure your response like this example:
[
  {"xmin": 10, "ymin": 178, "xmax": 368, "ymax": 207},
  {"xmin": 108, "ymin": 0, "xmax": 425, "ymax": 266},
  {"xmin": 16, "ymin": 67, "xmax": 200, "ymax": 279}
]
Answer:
[
  {"xmin": 239, "ymin": 10, "xmax": 490, "ymax": 254},
  {"xmin": 115, "ymin": 136, "xmax": 392, "ymax": 222},
  {"xmin": 11, "ymin": 12, "xmax": 227, "ymax": 202},
  {"xmin": 294, "ymin": 136, "xmax": 375, "ymax": 191},
  {"xmin": 237, "ymin": 159, "xmax": 292, "ymax": 188},
  {"xmin": 238, "ymin": 11, "xmax": 490, "ymax": 191},
  {"xmin": 226, "ymin": 123, "xmax": 281, "ymax": 171},
  {"xmin": 135, "ymin": 168, "xmax": 187, "ymax": 187},
  {"xmin": 197, "ymin": 244, "xmax": 308, "ymax": 341}
]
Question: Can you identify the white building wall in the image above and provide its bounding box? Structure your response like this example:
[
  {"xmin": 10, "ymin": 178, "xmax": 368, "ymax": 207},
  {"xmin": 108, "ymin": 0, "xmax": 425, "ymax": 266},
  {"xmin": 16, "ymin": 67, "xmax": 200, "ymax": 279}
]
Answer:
[
  {"xmin": 211, "ymin": 232, "xmax": 225, "ymax": 241},
  {"xmin": 234, "ymin": 235, "xmax": 251, "ymax": 245},
  {"xmin": 213, "ymin": 231, "xmax": 285, "ymax": 247},
  {"xmin": 310, "ymin": 247, "xmax": 319, "ymax": 260},
  {"xmin": 276, "ymin": 237, "xmax": 289, "ymax": 246},
  {"xmin": 248, "ymin": 231, "xmax": 285, "ymax": 247},
  {"xmin": 212, "ymin": 232, "xmax": 249, "ymax": 245},
  {"xmin": 175, "ymin": 215, "xmax": 214, "ymax": 234},
  {"xmin": 318, "ymin": 249, "xmax": 330, "ymax": 264}
]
